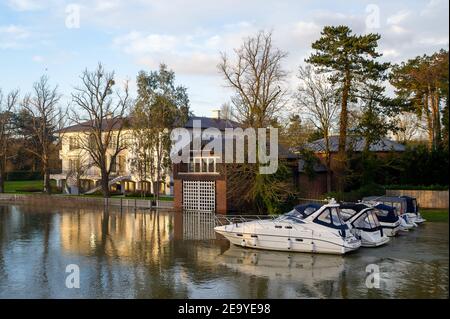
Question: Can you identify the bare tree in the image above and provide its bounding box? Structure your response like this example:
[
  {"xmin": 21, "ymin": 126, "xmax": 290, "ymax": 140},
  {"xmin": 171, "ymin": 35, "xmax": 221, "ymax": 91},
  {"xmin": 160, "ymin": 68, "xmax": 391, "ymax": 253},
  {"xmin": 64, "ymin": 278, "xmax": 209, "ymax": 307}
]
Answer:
[
  {"xmin": 0, "ymin": 89, "xmax": 19, "ymax": 193},
  {"xmin": 65, "ymin": 150, "xmax": 93, "ymax": 194},
  {"xmin": 219, "ymin": 31, "xmax": 293, "ymax": 214},
  {"xmin": 70, "ymin": 63, "xmax": 130, "ymax": 197},
  {"xmin": 219, "ymin": 30, "xmax": 288, "ymax": 128},
  {"xmin": 22, "ymin": 76, "xmax": 63, "ymax": 194},
  {"xmin": 394, "ymin": 112, "xmax": 421, "ymax": 143},
  {"xmin": 296, "ymin": 66, "xmax": 339, "ymax": 192},
  {"xmin": 219, "ymin": 102, "xmax": 233, "ymax": 121},
  {"xmin": 129, "ymin": 118, "xmax": 155, "ymax": 197}
]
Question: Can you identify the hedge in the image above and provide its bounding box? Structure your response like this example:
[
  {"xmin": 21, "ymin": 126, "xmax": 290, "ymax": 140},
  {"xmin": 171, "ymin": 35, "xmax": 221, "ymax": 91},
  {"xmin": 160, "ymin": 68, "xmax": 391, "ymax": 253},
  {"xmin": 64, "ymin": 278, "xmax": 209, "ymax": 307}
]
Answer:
[
  {"xmin": 385, "ymin": 184, "xmax": 449, "ymax": 191},
  {"xmin": 6, "ymin": 171, "xmax": 43, "ymax": 181}
]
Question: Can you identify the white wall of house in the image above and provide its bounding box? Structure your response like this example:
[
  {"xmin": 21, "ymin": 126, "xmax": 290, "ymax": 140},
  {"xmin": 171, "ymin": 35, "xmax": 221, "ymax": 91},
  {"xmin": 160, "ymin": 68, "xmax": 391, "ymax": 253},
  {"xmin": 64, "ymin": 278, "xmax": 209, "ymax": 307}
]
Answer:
[{"xmin": 51, "ymin": 129, "xmax": 173, "ymax": 195}]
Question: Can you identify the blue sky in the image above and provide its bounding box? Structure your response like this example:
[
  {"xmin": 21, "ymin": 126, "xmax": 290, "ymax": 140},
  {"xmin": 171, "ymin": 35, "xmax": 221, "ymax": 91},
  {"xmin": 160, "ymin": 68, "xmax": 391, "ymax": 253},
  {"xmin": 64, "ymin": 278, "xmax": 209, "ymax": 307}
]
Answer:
[{"xmin": 0, "ymin": 0, "xmax": 448, "ymax": 116}]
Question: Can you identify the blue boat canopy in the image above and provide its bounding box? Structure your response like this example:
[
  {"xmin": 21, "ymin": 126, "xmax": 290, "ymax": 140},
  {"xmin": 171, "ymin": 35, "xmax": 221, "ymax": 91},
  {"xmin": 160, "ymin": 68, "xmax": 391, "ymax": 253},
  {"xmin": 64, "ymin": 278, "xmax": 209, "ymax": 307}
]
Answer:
[
  {"xmin": 374, "ymin": 203, "xmax": 395, "ymax": 212},
  {"xmin": 293, "ymin": 203, "xmax": 322, "ymax": 218}
]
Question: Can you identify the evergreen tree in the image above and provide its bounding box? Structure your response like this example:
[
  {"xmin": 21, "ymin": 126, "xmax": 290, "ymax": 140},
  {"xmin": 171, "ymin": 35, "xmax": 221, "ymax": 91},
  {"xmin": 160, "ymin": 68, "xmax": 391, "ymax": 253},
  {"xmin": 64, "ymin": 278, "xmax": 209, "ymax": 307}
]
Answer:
[{"xmin": 306, "ymin": 25, "xmax": 389, "ymax": 190}]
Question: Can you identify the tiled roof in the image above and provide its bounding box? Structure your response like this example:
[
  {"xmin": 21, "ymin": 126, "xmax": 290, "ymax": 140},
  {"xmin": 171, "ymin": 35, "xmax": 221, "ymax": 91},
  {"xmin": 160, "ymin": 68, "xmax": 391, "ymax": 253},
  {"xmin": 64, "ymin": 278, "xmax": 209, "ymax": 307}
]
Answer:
[
  {"xmin": 304, "ymin": 136, "xmax": 406, "ymax": 153},
  {"xmin": 183, "ymin": 116, "xmax": 240, "ymax": 130},
  {"xmin": 56, "ymin": 118, "xmax": 129, "ymax": 133},
  {"xmin": 57, "ymin": 116, "xmax": 239, "ymax": 133}
]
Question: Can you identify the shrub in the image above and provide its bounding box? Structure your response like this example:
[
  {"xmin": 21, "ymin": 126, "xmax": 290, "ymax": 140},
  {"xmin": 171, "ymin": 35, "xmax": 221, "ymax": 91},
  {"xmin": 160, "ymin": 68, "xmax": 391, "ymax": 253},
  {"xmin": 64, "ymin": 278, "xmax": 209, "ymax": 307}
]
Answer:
[
  {"xmin": 16, "ymin": 186, "xmax": 42, "ymax": 193},
  {"xmin": 125, "ymin": 191, "xmax": 154, "ymax": 198},
  {"xmin": 385, "ymin": 184, "xmax": 449, "ymax": 191},
  {"xmin": 7, "ymin": 171, "xmax": 43, "ymax": 181},
  {"xmin": 324, "ymin": 183, "xmax": 385, "ymax": 202}
]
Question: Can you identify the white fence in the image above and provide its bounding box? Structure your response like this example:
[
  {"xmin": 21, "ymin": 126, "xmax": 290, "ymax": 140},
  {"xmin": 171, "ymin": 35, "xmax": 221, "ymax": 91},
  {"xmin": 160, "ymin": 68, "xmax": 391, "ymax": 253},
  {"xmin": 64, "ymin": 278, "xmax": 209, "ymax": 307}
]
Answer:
[{"xmin": 386, "ymin": 189, "xmax": 449, "ymax": 209}]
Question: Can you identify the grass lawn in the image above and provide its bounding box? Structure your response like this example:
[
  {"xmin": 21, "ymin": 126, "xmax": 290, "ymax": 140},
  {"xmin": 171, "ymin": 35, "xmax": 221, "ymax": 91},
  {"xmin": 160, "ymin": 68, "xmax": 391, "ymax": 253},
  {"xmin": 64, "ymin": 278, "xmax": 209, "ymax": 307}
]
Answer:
[
  {"xmin": 420, "ymin": 209, "xmax": 449, "ymax": 222},
  {"xmin": 4, "ymin": 180, "xmax": 56, "ymax": 193},
  {"xmin": 4, "ymin": 180, "xmax": 173, "ymax": 201}
]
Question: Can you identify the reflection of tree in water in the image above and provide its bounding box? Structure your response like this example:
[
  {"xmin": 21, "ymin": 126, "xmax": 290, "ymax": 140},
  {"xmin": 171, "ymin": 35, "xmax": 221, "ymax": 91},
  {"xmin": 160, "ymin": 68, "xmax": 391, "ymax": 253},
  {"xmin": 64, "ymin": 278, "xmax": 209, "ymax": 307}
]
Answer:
[
  {"xmin": 0, "ymin": 205, "xmax": 57, "ymax": 297},
  {"xmin": 61, "ymin": 207, "xmax": 185, "ymax": 298},
  {"xmin": 0, "ymin": 206, "xmax": 7, "ymax": 283},
  {"xmin": 0, "ymin": 205, "xmax": 447, "ymax": 298}
]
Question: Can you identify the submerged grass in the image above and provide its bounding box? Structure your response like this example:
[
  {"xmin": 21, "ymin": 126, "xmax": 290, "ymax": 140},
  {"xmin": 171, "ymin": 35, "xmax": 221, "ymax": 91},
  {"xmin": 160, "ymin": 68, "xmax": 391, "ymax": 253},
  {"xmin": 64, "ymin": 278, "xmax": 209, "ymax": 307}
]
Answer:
[{"xmin": 420, "ymin": 209, "xmax": 449, "ymax": 223}]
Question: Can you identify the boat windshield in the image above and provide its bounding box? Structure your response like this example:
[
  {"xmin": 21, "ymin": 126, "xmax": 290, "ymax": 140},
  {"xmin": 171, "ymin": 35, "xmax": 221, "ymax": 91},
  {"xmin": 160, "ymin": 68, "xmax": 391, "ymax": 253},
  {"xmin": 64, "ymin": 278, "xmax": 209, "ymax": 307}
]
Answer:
[
  {"xmin": 353, "ymin": 210, "xmax": 380, "ymax": 229},
  {"xmin": 315, "ymin": 207, "xmax": 346, "ymax": 227},
  {"xmin": 340, "ymin": 208, "xmax": 357, "ymax": 221},
  {"xmin": 331, "ymin": 208, "xmax": 345, "ymax": 226},
  {"xmin": 277, "ymin": 210, "xmax": 305, "ymax": 224},
  {"xmin": 412, "ymin": 199, "xmax": 418, "ymax": 213},
  {"xmin": 375, "ymin": 209, "xmax": 389, "ymax": 217}
]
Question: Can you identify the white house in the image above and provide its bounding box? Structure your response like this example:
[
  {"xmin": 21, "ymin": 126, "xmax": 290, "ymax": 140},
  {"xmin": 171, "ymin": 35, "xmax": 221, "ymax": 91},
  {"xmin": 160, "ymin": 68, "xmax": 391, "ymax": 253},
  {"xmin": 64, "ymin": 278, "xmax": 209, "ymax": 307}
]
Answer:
[{"xmin": 50, "ymin": 118, "xmax": 173, "ymax": 196}]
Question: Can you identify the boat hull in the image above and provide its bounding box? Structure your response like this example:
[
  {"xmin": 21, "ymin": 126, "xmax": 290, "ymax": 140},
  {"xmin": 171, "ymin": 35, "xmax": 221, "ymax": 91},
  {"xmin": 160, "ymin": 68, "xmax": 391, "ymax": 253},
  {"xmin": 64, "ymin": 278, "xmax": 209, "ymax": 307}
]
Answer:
[
  {"xmin": 215, "ymin": 228, "xmax": 360, "ymax": 255},
  {"xmin": 379, "ymin": 221, "xmax": 401, "ymax": 237},
  {"xmin": 407, "ymin": 213, "xmax": 426, "ymax": 224},
  {"xmin": 361, "ymin": 235, "xmax": 390, "ymax": 247}
]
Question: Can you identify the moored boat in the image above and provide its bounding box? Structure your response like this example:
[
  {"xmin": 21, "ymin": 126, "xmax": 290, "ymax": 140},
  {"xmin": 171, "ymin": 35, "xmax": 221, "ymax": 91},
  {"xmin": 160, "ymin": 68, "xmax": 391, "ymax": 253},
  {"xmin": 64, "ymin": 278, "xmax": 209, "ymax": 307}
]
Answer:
[
  {"xmin": 339, "ymin": 202, "xmax": 390, "ymax": 247},
  {"xmin": 214, "ymin": 201, "xmax": 361, "ymax": 255}
]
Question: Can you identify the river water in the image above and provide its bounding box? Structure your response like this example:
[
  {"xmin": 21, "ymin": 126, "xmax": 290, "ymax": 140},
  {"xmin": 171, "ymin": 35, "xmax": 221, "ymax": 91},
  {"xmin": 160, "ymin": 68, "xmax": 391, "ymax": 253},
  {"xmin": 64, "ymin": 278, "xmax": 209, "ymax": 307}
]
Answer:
[{"xmin": 0, "ymin": 204, "xmax": 448, "ymax": 298}]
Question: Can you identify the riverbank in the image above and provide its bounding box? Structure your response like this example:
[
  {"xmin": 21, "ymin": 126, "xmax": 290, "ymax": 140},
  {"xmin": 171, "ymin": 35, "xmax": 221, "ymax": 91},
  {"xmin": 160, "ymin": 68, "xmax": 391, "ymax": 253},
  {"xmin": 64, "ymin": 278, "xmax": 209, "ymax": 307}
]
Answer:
[
  {"xmin": 0, "ymin": 193, "xmax": 173, "ymax": 210},
  {"xmin": 4, "ymin": 180, "xmax": 174, "ymax": 201},
  {"xmin": 421, "ymin": 209, "xmax": 449, "ymax": 222}
]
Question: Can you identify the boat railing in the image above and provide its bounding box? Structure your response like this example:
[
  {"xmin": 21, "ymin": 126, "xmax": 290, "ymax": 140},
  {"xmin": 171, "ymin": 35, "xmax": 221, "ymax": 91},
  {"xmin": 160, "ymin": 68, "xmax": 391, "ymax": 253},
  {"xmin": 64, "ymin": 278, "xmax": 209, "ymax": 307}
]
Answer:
[{"xmin": 214, "ymin": 214, "xmax": 302, "ymax": 230}]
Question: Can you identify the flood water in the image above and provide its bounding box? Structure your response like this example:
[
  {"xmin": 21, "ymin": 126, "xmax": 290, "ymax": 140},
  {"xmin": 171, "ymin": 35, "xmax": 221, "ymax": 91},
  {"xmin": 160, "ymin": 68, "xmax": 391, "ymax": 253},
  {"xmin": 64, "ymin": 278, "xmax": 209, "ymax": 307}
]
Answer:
[{"xmin": 0, "ymin": 204, "xmax": 448, "ymax": 299}]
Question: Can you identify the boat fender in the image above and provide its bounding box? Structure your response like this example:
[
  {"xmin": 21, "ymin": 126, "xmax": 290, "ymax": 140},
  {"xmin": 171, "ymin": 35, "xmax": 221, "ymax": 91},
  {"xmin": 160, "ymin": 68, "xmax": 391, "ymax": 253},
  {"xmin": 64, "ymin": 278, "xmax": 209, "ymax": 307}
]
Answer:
[
  {"xmin": 241, "ymin": 239, "xmax": 246, "ymax": 247},
  {"xmin": 287, "ymin": 238, "xmax": 292, "ymax": 250}
]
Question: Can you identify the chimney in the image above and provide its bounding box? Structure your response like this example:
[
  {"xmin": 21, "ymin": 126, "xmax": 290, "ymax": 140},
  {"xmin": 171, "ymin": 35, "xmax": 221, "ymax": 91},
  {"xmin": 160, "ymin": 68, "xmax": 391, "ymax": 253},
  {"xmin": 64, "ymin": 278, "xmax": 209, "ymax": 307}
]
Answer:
[{"xmin": 211, "ymin": 109, "xmax": 221, "ymax": 120}]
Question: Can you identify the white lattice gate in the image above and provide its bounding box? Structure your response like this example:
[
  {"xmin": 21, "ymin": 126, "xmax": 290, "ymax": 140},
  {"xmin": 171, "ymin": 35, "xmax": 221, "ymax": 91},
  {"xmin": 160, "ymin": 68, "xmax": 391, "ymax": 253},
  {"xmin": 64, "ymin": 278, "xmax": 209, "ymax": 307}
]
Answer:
[{"xmin": 182, "ymin": 181, "xmax": 216, "ymax": 212}]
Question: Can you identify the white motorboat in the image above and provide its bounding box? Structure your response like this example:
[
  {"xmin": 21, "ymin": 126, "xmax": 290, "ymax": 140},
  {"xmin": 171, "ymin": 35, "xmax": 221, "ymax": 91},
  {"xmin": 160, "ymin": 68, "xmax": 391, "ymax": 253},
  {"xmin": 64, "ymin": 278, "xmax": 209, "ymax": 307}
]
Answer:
[
  {"xmin": 400, "ymin": 196, "xmax": 426, "ymax": 224},
  {"xmin": 339, "ymin": 203, "xmax": 390, "ymax": 247},
  {"xmin": 359, "ymin": 201, "xmax": 402, "ymax": 236},
  {"xmin": 362, "ymin": 196, "xmax": 417, "ymax": 230},
  {"xmin": 372, "ymin": 203, "xmax": 401, "ymax": 237},
  {"xmin": 214, "ymin": 201, "xmax": 361, "ymax": 255}
]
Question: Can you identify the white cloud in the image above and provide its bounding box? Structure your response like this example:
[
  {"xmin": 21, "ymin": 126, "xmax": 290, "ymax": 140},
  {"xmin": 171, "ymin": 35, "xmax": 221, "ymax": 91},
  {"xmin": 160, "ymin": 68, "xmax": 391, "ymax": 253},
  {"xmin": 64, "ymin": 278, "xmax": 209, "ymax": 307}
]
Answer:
[
  {"xmin": 113, "ymin": 32, "xmax": 178, "ymax": 54},
  {"xmin": 112, "ymin": 23, "xmax": 257, "ymax": 76},
  {"xmin": 32, "ymin": 55, "xmax": 44, "ymax": 62},
  {"xmin": 381, "ymin": 49, "xmax": 400, "ymax": 58},
  {"xmin": 7, "ymin": 0, "xmax": 43, "ymax": 11},
  {"xmin": 387, "ymin": 10, "xmax": 410, "ymax": 25},
  {"xmin": 137, "ymin": 52, "xmax": 219, "ymax": 76},
  {"xmin": 0, "ymin": 25, "xmax": 30, "ymax": 49},
  {"xmin": 93, "ymin": 0, "xmax": 120, "ymax": 12},
  {"xmin": 419, "ymin": 37, "xmax": 449, "ymax": 46}
]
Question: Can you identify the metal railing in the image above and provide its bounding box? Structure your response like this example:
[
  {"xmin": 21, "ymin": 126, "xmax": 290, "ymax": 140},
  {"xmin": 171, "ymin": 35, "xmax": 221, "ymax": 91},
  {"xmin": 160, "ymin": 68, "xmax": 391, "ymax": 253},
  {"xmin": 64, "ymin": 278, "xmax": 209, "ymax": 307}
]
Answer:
[{"xmin": 214, "ymin": 214, "xmax": 304, "ymax": 231}]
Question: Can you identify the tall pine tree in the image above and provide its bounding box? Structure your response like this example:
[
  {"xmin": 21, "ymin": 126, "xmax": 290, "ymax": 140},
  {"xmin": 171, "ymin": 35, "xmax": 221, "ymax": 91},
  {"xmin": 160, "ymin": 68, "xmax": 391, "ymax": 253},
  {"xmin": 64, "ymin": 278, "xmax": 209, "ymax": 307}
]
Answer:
[{"xmin": 306, "ymin": 25, "xmax": 389, "ymax": 190}]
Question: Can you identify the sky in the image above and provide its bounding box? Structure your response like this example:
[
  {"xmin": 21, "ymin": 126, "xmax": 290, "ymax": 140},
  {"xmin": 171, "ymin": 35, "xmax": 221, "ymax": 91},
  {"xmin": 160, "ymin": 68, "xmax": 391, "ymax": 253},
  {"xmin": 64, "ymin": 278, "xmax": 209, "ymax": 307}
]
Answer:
[{"xmin": 0, "ymin": 0, "xmax": 449, "ymax": 117}]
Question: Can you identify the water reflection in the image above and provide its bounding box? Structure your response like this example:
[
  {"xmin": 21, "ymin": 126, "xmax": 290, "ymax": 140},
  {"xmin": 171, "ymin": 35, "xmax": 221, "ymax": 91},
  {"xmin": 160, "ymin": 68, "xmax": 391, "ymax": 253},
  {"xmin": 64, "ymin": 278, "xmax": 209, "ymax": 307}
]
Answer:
[
  {"xmin": 0, "ymin": 204, "xmax": 448, "ymax": 298},
  {"xmin": 219, "ymin": 246, "xmax": 345, "ymax": 298}
]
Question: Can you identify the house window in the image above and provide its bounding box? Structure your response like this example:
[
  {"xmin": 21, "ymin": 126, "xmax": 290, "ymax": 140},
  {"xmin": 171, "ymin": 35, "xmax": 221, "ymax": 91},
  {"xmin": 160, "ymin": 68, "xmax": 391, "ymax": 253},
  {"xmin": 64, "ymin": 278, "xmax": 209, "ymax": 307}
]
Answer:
[
  {"xmin": 110, "ymin": 157, "xmax": 117, "ymax": 173},
  {"xmin": 69, "ymin": 137, "xmax": 79, "ymax": 150},
  {"xmin": 194, "ymin": 158, "xmax": 201, "ymax": 172},
  {"xmin": 69, "ymin": 158, "xmax": 80, "ymax": 171},
  {"xmin": 202, "ymin": 158, "xmax": 208, "ymax": 172},
  {"xmin": 186, "ymin": 157, "xmax": 218, "ymax": 173},
  {"xmin": 89, "ymin": 134, "xmax": 97, "ymax": 149},
  {"xmin": 208, "ymin": 158, "xmax": 215, "ymax": 173},
  {"xmin": 118, "ymin": 155, "xmax": 126, "ymax": 174}
]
